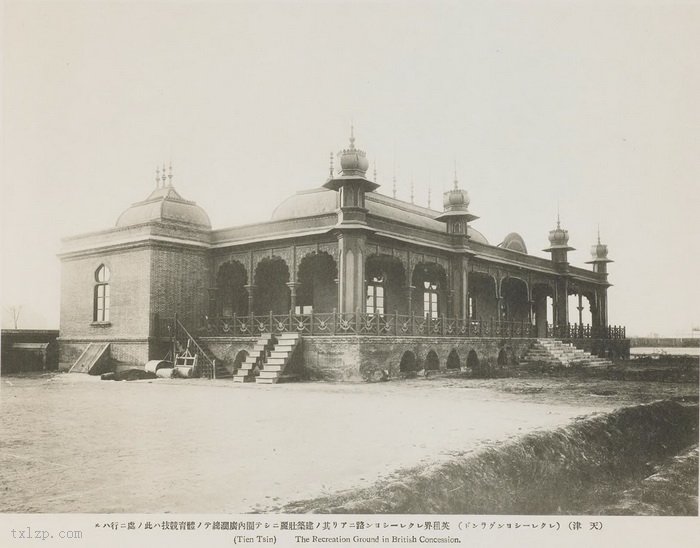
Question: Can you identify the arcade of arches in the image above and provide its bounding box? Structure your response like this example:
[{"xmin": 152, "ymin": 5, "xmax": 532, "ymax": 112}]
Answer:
[{"xmin": 210, "ymin": 251, "xmax": 607, "ymax": 331}]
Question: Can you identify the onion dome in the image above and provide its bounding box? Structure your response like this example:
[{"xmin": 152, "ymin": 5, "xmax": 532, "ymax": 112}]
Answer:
[
  {"xmin": 586, "ymin": 228, "xmax": 613, "ymax": 265},
  {"xmin": 337, "ymin": 125, "xmax": 369, "ymax": 176},
  {"xmin": 543, "ymin": 215, "xmax": 574, "ymax": 252},
  {"xmin": 443, "ymin": 187, "xmax": 470, "ymax": 210},
  {"xmin": 435, "ymin": 172, "xmax": 478, "ymax": 224},
  {"xmin": 116, "ymin": 165, "xmax": 211, "ymax": 229},
  {"xmin": 323, "ymin": 127, "xmax": 379, "ymax": 193}
]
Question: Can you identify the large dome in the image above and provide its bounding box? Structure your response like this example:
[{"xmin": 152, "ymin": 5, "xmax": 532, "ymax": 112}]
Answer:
[
  {"xmin": 116, "ymin": 186, "xmax": 211, "ymax": 229},
  {"xmin": 270, "ymin": 188, "xmax": 489, "ymax": 244}
]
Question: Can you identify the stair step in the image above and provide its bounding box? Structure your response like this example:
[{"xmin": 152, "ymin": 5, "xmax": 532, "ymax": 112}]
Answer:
[
  {"xmin": 256, "ymin": 378, "xmax": 278, "ymax": 384},
  {"xmin": 279, "ymin": 333, "xmax": 301, "ymax": 340},
  {"xmin": 275, "ymin": 340, "xmax": 299, "ymax": 347},
  {"xmin": 258, "ymin": 370, "xmax": 281, "ymax": 379},
  {"xmin": 233, "ymin": 376, "xmax": 255, "ymax": 383}
]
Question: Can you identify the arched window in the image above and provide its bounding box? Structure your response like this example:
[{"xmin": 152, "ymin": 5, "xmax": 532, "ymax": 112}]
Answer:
[
  {"xmin": 423, "ymin": 281, "xmax": 438, "ymax": 318},
  {"xmin": 366, "ymin": 274, "xmax": 385, "ymax": 315},
  {"xmin": 94, "ymin": 264, "xmax": 111, "ymax": 322}
]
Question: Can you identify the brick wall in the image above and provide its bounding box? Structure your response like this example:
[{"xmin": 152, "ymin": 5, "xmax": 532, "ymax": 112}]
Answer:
[
  {"xmin": 197, "ymin": 335, "xmax": 535, "ymax": 382},
  {"xmin": 59, "ymin": 248, "xmax": 152, "ymax": 340},
  {"xmin": 149, "ymin": 246, "xmax": 210, "ymax": 331}
]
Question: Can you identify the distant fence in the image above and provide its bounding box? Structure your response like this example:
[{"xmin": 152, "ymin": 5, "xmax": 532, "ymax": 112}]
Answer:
[{"xmin": 154, "ymin": 313, "xmax": 626, "ymax": 340}]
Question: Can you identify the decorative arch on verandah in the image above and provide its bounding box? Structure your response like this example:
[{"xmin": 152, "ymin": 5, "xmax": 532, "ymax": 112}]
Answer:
[
  {"xmin": 365, "ymin": 254, "xmax": 407, "ymax": 315},
  {"xmin": 296, "ymin": 251, "xmax": 338, "ymax": 314},
  {"xmin": 500, "ymin": 276, "xmax": 530, "ymax": 322},
  {"xmin": 253, "ymin": 256, "xmax": 290, "ymax": 315},
  {"xmin": 467, "ymin": 271, "xmax": 498, "ymax": 321},
  {"xmin": 567, "ymin": 284, "xmax": 596, "ymax": 329},
  {"xmin": 411, "ymin": 262, "xmax": 448, "ymax": 318},
  {"xmin": 215, "ymin": 260, "xmax": 248, "ymax": 317},
  {"xmin": 531, "ymin": 281, "xmax": 555, "ymax": 337}
]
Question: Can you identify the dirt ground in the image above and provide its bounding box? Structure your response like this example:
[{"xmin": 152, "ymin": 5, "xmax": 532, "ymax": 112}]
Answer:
[{"xmin": 0, "ymin": 372, "xmax": 697, "ymax": 513}]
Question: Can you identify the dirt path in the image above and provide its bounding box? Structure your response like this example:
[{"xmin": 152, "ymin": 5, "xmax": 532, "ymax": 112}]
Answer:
[{"xmin": 0, "ymin": 374, "xmax": 695, "ymax": 513}]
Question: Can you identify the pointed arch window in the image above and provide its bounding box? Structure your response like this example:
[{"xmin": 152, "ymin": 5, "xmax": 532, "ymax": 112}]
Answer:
[
  {"xmin": 94, "ymin": 264, "xmax": 111, "ymax": 322},
  {"xmin": 366, "ymin": 274, "xmax": 385, "ymax": 316}
]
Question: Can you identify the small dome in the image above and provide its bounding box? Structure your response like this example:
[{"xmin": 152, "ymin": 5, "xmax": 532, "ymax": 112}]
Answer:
[
  {"xmin": 442, "ymin": 188, "xmax": 470, "ymax": 211},
  {"xmin": 116, "ymin": 186, "xmax": 211, "ymax": 229},
  {"xmin": 338, "ymin": 127, "xmax": 369, "ymax": 176},
  {"xmin": 548, "ymin": 221, "xmax": 570, "ymax": 247},
  {"xmin": 548, "ymin": 226, "xmax": 568, "ymax": 246},
  {"xmin": 590, "ymin": 242, "xmax": 608, "ymax": 260}
]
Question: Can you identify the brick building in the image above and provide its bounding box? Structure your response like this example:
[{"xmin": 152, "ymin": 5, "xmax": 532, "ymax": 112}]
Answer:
[{"xmin": 58, "ymin": 130, "xmax": 627, "ymax": 380}]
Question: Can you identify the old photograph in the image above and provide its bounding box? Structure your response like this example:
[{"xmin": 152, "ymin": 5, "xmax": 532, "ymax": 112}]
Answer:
[{"xmin": 1, "ymin": 1, "xmax": 699, "ymax": 547}]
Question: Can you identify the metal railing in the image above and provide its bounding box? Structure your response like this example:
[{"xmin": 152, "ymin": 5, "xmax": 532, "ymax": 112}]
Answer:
[
  {"xmin": 170, "ymin": 315, "xmax": 218, "ymax": 379},
  {"xmin": 153, "ymin": 312, "xmax": 625, "ymax": 340}
]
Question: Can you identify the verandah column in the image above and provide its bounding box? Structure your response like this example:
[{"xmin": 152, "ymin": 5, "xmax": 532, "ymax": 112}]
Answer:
[
  {"xmin": 244, "ymin": 284, "xmax": 255, "ymax": 315},
  {"xmin": 450, "ymin": 255, "xmax": 470, "ymax": 320},
  {"xmin": 553, "ymin": 277, "xmax": 569, "ymax": 332},
  {"xmin": 336, "ymin": 232, "xmax": 367, "ymax": 314}
]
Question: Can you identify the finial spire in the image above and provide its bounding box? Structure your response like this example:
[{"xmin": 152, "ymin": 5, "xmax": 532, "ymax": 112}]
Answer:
[
  {"xmin": 410, "ymin": 177, "xmax": 414, "ymax": 204},
  {"xmin": 168, "ymin": 162, "xmax": 173, "ymax": 186},
  {"xmin": 349, "ymin": 124, "xmax": 355, "ymax": 150},
  {"xmin": 453, "ymin": 160, "xmax": 459, "ymax": 190},
  {"xmin": 597, "ymin": 224, "xmax": 601, "ymax": 244},
  {"xmin": 155, "ymin": 166, "xmax": 160, "ymax": 189},
  {"xmin": 161, "ymin": 163, "xmax": 167, "ymax": 186},
  {"xmin": 373, "ymin": 162, "xmax": 377, "ymax": 183},
  {"xmin": 427, "ymin": 186, "xmax": 432, "ymax": 208},
  {"xmin": 329, "ymin": 152, "xmax": 334, "ymax": 178},
  {"xmin": 556, "ymin": 201, "xmax": 561, "ymax": 229}
]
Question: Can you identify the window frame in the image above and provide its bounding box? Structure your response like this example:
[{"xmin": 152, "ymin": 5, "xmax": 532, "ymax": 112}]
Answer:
[
  {"xmin": 366, "ymin": 274, "xmax": 385, "ymax": 316},
  {"xmin": 93, "ymin": 264, "xmax": 111, "ymax": 324}
]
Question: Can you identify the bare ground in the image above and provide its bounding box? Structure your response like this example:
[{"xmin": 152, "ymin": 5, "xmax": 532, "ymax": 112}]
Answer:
[{"xmin": 0, "ymin": 372, "xmax": 697, "ymax": 513}]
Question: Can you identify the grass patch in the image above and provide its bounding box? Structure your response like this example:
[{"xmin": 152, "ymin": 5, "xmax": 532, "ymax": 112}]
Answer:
[{"xmin": 280, "ymin": 400, "xmax": 698, "ymax": 515}]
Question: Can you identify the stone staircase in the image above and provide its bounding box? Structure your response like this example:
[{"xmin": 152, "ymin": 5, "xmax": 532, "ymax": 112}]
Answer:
[
  {"xmin": 233, "ymin": 333, "xmax": 277, "ymax": 383},
  {"xmin": 256, "ymin": 333, "xmax": 301, "ymax": 384},
  {"xmin": 521, "ymin": 339, "xmax": 613, "ymax": 369}
]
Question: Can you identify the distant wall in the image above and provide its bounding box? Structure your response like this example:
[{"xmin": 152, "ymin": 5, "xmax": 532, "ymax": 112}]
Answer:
[{"xmin": 630, "ymin": 338, "xmax": 700, "ymax": 348}]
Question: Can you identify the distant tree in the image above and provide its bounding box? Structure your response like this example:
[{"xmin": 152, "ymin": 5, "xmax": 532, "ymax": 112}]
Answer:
[{"xmin": 7, "ymin": 305, "xmax": 22, "ymax": 329}]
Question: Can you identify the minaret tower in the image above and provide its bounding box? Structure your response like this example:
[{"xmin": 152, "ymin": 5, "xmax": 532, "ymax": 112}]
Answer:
[
  {"xmin": 322, "ymin": 127, "xmax": 379, "ymax": 313},
  {"xmin": 585, "ymin": 228, "xmax": 613, "ymax": 280},
  {"xmin": 543, "ymin": 212, "xmax": 575, "ymax": 271},
  {"xmin": 435, "ymin": 168, "xmax": 478, "ymax": 239},
  {"xmin": 543, "ymin": 212, "xmax": 575, "ymax": 329},
  {"xmin": 323, "ymin": 126, "xmax": 379, "ymax": 226},
  {"xmin": 585, "ymin": 228, "xmax": 613, "ymax": 330},
  {"xmin": 434, "ymin": 166, "xmax": 478, "ymax": 319}
]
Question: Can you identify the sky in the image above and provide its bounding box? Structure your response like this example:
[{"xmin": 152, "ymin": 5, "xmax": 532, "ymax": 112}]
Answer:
[{"xmin": 2, "ymin": 0, "xmax": 699, "ymax": 336}]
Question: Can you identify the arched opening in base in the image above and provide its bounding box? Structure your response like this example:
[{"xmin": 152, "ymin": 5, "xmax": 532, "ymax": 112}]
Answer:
[
  {"xmin": 399, "ymin": 351, "xmax": 418, "ymax": 375},
  {"xmin": 425, "ymin": 350, "xmax": 440, "ymax": 371},
  {"xmin": 446, "ymin": 349, "xmax": 461, "ymax": 370},
  {"xmin": 231, "ymin": 350, "xmax": 249, "ymax": 374}
]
